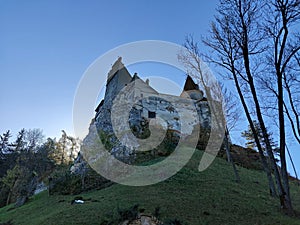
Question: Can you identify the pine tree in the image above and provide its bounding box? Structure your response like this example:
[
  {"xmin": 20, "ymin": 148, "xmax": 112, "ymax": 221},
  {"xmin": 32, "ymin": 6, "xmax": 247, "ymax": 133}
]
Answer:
[
  {"xmin": 0, "ymin": 130, "xmax": 12, "ymax": 157},
  {"xmin": 241, "ymin": 121, "xmax": 278, "ymax": 155},
  {"xmin": 13, "ymin": 129, "xmax": 26, "ymax": 153}
]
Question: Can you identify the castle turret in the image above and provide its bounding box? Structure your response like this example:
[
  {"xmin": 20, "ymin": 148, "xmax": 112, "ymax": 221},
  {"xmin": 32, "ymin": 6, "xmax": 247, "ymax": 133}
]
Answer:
[
  {"xmin": 180, "ymin": 75, "xmax": 204, "ymax": 100},
  {"xmin": 104, "ymin": 57, "xmax": 132, "ymax": 107}
]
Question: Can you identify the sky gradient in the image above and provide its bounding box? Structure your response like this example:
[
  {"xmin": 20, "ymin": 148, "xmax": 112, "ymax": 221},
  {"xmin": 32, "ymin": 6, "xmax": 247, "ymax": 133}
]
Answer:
[
  {"xmin": 1, "ymin": 0, "xmax": 299, "ymax": 176},
  {"xmin": 0, "ymin": 0, "xmax": 218, "ymax": 138}
]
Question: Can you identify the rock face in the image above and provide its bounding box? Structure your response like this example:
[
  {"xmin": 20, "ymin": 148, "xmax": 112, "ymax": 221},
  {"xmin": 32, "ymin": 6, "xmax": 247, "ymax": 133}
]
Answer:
[
  {"xmin": 75, "ymin": 57, "xmax": 212, "ymax": 174},
  {"xmin": 70, "ymin": 152, "xmax": 88, "ymax": 175},
  {"xmin": 33, "ymin": 181, "xmax": 47, "ymax": 195},
  {"xmin": 120, "ymin": 213, "xmax": 162, "ymax": 225}
]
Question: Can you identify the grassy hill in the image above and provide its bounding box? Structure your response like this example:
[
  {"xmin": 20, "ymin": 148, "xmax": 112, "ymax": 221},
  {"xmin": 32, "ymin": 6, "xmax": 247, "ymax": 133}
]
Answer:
[{"xmin": 0, "ymin": 150, "xmax": 300, "ymax": 225}]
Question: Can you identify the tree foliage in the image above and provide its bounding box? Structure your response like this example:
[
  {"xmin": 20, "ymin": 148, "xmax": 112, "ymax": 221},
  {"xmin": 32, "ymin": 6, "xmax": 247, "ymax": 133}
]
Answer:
[
  {"xmin": 241, "ymin": 120, "xmax": 278, "ymax": 153},
  {"xmin": 0, "ymin": 129, "xmax": 80, "ymax": 207}
]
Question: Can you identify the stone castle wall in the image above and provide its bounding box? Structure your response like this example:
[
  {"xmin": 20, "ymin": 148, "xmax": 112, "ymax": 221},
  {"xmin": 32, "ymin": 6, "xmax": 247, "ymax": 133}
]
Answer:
[{"xmin": 83, "ymin": 58, "xmax": 212, "ymax": 164}]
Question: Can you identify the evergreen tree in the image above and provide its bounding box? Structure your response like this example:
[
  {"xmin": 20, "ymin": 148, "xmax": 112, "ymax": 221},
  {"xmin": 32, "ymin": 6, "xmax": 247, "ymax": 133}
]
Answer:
[
  {"xmin": 13, "ymin": 129, "xmax": 26, "ymax": 153},
  {"xmin": 1, "ymin": 165, "xmax": 21, "ymax": 205},
  {"xmin": 0, "ymin": 130, "xmax": 12, "ymax": 156},
  {"xmin": 241, "ymin": 121, "xmax": 279, "ymax": 155}
]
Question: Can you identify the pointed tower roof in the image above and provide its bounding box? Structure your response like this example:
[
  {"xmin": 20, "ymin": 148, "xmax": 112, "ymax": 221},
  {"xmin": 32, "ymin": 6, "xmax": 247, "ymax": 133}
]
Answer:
[
  {"xmin": 183, "ymin": 75, "xmax": 199, "ymax": 91},
  {"xmin": 107, "ymin": 57, "xmax": 125, "ymax": 83}
]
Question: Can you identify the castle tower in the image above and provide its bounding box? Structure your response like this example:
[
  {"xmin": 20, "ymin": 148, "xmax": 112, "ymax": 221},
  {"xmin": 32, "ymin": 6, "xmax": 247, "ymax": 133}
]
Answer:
[
  {"xmin": 103, "ymin": 57, "xmax": 132, "ymax": 107},
  {"xmin": 180, "ymin": 75, "xmax": 204, "ymax": 100}
]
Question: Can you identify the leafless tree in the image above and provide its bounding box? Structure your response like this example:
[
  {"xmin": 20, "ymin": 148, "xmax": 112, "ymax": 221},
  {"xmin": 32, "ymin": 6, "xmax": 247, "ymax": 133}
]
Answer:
[
  {"xmin": 202, "ymin": 0, "xmax": 300, "ymax": 214},
  {"xmin": 257, "ymin": 0, "xmax": 300, "ymax": 212},
  {"xmin": 25, "ymin": 128, "xmax": 45, "ymax": 152},
  {"xmin": 202, "ymin": 0, "xmax": 290, "ymax": 210},
  {"xmin": 220, "ymin": 84, "xmax": 241, "ymax": 133},
  {"xmin": 178, "ymin": 36, "xmax": 240, "ymax": 183}
]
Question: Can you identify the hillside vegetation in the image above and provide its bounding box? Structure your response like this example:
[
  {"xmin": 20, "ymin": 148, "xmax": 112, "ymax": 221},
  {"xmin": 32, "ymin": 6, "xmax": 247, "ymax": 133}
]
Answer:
[{"xmin": 0, "ymin": 150, "xmax": 300, "ymax": 225}]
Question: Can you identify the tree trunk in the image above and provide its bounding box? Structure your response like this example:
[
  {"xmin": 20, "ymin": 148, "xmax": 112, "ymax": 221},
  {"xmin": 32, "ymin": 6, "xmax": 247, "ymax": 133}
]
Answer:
[
  {"xmin": 204, "ymin": 85, "xmax": 239, "ymax": 183},
  {"xmin": 240, "ymin": 25, "xmax": 284, "ymax": 202},
  {"xmin": 286, "ymin": 144, "xmax": 299, "ymax": 185},
  {"xmin": 246, "ymin": 72, "xmax": 283, "ymax": 200},
  {"xmin": 225, "ymin": 129, "xmax": 240, "ymax": 183},
  {"xmin": 6, "ymin": 177, "xmax": 18, "ymax": 206},
  {"xmin": 277, "ymin": 65, "xmax": 293, "ymax": 214},
  {"xmin": 6, "ymin": 190, "xmax": 12, "ymax": 206},
  {"xmin": 231, "ymin": 67, "xmax": 277, "ymax": 197}
]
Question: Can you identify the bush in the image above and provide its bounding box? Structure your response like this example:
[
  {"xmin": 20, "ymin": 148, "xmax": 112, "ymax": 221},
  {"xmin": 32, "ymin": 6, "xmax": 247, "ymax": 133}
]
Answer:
[
  {"xmin": 49, "ymin": 164, "xmax": 113, "ymax": 195},
  {"xmin": 99, "ymin": 205, "xmax": 185, "ymax": 225},
  {"xmin": 80, "ymin": 168, "xmax": 113, "ymax": 192},
  {"xmin": 0, "ymin": 182, "xmax": 10, "ymax": 207},
  {"xmin": 49, "ymin": 166, "xmax": 82, "ymax": 195},
  {"xmin": 0, "ymin": 221, "xmax": 14, "ymax": 225},
  {"xmin": 116, "ymin": 204, "xmax": 140, "ymax": 222},
  {"xmin": 99, "ymin": 130, "xmax": 113, "ymax": 150}
]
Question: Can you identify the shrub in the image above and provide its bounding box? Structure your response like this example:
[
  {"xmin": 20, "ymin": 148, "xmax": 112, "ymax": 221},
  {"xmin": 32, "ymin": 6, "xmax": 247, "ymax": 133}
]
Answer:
[
  {"xmin": 49, "ymin": 166, "xmax": 81, "ymax": 195},
  {"xmin": 0, "ymin": 221, "xmax": 14, "ymax": 225},
  {"xmin": 99, "ymin": 130, "xmax": 113, "ymax": 150},
  {"xmin": 116, "ymin": 204, "xmax": 140, "ymax": 222},
  {"xmin": 163, "ymin": 218, "xmax": 184, "ymax": 225}
]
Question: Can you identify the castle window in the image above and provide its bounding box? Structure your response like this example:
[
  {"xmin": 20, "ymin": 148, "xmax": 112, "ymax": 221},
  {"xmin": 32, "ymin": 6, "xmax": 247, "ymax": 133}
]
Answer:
[{"xmin": 148, "ymin": 111, "xmax": 156, "ymax": 119}]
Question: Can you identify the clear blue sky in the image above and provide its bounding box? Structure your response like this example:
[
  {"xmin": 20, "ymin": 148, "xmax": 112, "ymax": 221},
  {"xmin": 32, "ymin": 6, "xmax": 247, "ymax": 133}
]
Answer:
[
  {"xmin": 1, "ymin": 1, "xmax": 299, "ymax": 176},
  {"xmin": 0, "ymin": 0, "xmax": 218, "ymax": 138}
]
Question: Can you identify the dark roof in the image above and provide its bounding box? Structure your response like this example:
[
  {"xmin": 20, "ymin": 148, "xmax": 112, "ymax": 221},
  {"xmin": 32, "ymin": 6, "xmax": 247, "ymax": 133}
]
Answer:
[
  {"xmin": 131, "ymin": 72, "xmax": 141, "ymax": 82},
  {"xmin": 183, "ymin": 75, "xmax": 199, "ymax": 91}
]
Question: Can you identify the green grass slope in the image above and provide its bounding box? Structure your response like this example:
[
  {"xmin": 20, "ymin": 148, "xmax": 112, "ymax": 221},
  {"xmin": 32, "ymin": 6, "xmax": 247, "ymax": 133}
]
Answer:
[{"xmin": 0, "ymin": 150, "xmax": 300, "ymax": 225}]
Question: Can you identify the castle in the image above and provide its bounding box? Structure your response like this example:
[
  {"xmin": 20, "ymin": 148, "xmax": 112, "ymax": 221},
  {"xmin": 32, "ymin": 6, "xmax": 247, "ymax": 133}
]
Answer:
[{"xmin": 91, "ymin": 57, "xmax": 211, "ymax": 162}]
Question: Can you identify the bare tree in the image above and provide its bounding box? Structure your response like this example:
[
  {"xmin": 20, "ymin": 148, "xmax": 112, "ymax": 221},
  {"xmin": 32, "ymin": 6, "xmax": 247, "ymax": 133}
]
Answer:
[
  {"xmin": 202, "ymin": 0, "xmax": 300, "ymax": 214},
  {"xmin": 202, "ymin": 0, "xmax": 282, "ymax": 202},
  {"xmin": 200, "ymin": 2, "xmax": 279, "ymax": 196},
  {"xmin": 178, "ymin": 36, "xmax": 240, "ymax": 183},
  {"xmin": 25, "ymin": 128, "xmax": 44, "ymax": 152},
  {"xmin": 256, "ymin": 0, "xmax": 300, "ymax": 211},
  {"xmin": 283, "ymin": 70, "xmax": 300, "ymax": 145}
]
